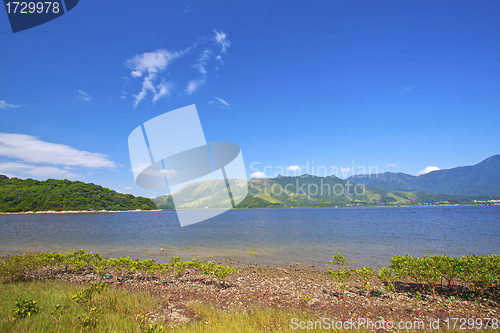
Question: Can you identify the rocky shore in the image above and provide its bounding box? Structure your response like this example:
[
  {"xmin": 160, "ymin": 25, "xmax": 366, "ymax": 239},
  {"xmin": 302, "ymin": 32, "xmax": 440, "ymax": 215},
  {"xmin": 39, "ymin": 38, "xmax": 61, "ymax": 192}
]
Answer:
[{"xmin": 26, "ymin": 264, "xmax": 499, "ymax": 330}]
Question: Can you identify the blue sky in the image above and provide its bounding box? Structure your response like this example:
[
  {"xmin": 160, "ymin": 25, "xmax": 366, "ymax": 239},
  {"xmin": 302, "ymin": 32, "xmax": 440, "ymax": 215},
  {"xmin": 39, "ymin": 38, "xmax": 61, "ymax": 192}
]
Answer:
[{"xmin": 1, "ymin": 0, "xmax": 499, "ymax": 198}]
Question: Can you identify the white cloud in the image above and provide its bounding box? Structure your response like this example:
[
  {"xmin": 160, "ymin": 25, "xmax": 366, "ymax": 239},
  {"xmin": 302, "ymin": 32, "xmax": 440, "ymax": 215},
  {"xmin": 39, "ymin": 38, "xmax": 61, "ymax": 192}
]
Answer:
[
  {"xmin": 0, "ymin": 162, "xmax": 79, "ymax": 179},
  {"xmin": 164, "ymin": 169, "xmax": 179, "ymax": 177},
  {"xmin": 250, "ymin": 171, "xmax": 267, "ymax": 178},
  {"xmin": 127, "ymin": 49, "xmax": 180, "ymax": 76},
  {"xmin": 0, "ymin": 100, "xmax": 20, "ymax": 109},
  {"xmin": 125, "ymin": 31, "xmax": 232, "ymax": 106},
  {"xmin": 193, "ymin": 49, "xmax": 212, "ymax": 75},
  {"xmin": 124, "ymin": 186, "xmax": 132, "ymax": 190},
  {"xmin": 0, "ymin": 133, "xmax": 117, "ymax": 168},
  {"xmin": 286, "ymin": 165, "xmax": 301, "ymax": 172},
  {"xmin": 386, "ymin": 163, "xmax": 398, "ymax": 167},
  {"xmin": 213, "ymin": 30, "xmax": 231, "ymax": 54},
  {"xmin": 208, "ymin": 97, "xmax": 230, "ymax": 109},
  {"xmin": 133, "ymin": 75, "xmax": 155, "ymax": 107},
  {"xmin": 131, "ymin": 164, "xmax": 179, "ymax": 179},
  {"xmin": 185, "ymin": 78, "xmax": 206, "ymax": 95},
  {"xmin": 417, "ymin": 166, "xmax": 440, "ymax": 176},
  {"xmin": 126, "ymin": 49, "xmax": 181, "ymax": 107},
  {"xmin": 340, "ymin": 167, "xmax": 353, "ymax": 178},
  {"xmin": 152, "ymin": 82, "xmax": 173, "ymax": 103},
  {"xmin": 78, "ymin": 90, "xmax": 92, "ymax": 102}
]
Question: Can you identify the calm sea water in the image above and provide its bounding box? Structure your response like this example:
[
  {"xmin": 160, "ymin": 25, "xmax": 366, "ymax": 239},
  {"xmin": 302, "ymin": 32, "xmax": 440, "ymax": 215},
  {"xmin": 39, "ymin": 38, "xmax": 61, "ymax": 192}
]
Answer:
[{"xmin": 0, "ymin": 206, "xmax": 499, "ymax": 269}]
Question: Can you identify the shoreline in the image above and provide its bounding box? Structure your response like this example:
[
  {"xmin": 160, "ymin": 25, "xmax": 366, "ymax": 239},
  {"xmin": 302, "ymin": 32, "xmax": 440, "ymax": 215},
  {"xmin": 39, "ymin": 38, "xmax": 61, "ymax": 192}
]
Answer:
[
  {"xmin": 1, "ymin": 204, "xmax": 498, "ymax": 215},
  {"xmin": 0, "ymin": 209, "xmax": 163, "ymax": 215},
  {"xmin": 1, "ymin": 251, "xmax": 498, "ymax": 330}
]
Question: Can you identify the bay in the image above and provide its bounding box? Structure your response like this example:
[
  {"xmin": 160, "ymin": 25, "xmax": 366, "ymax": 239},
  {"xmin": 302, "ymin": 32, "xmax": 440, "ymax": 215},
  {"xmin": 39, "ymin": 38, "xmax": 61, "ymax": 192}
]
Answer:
[{"xmin": 0, "ymin": 205, "xmax": 498, "ymax": 269}]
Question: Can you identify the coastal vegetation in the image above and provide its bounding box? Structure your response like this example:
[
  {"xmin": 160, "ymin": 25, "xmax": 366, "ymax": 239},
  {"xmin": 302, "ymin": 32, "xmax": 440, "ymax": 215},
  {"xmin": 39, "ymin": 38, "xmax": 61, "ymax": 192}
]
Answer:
[
  {"xmin": 384, "ymin": 253, "xmax": 500, "ymax": 300},
  {"xmin": 1, "ymin": 279, "xmax": 316, "ymax": 332},
  {"xmin": 1, "ymin": 250, "xmax": 499, "ymax": 331},
  {"xmin": 0, "ymin": 250, "xmax": 238, "ymax": 288},
  {"xmin": 0, "ymin": 175, "xmax": 157, "ymax": 213}
]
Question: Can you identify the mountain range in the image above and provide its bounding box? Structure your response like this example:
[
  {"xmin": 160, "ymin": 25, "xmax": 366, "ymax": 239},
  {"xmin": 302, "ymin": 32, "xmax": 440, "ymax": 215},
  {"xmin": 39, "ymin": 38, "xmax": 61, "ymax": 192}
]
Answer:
[
  {"xmin": 153, "ymin": 155, "xmax": 500, "ymax": 209},
  {"xmin": 347, "ymin": 155, "xmax": 500, "ymax": 196}
]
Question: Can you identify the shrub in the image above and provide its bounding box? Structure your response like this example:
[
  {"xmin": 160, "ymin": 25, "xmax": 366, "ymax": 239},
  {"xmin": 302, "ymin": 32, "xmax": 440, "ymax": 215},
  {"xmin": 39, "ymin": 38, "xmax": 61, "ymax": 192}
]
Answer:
[
  {"xmin": 12, "ymin": 298, "xmax": 38, "ymax": 319},
  {"xmin": 328, "ymin": 253, "xmax": 351, "ymax": 294},
  {"xmin": 356, "ymin": 267, "xmax": 374, "ymax": 297}
]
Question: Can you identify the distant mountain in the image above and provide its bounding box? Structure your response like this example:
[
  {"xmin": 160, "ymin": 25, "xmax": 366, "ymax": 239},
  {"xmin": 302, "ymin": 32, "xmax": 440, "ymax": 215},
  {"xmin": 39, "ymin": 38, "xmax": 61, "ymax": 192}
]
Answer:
[
  {"xmin": 347, "ymin": 155, "xmax": 500, "ymax": 196},
  {"xmin": 152, "ymin": 174, "xmax": 489, "ymax": 209},
  {"xmin": 0, "ymin": 175, "xmax": 157, "ymax": 213},
  {"xmin": 152, "ymin": 178, "xmax": 248, "ymax": 209}
]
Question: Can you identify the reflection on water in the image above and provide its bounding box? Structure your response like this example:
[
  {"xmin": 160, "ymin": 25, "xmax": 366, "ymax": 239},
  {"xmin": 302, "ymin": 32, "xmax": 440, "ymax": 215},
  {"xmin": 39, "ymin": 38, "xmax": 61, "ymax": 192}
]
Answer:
[{"xmin": 0, "ymin": 206, "xmax": 499, "ymax": 269}]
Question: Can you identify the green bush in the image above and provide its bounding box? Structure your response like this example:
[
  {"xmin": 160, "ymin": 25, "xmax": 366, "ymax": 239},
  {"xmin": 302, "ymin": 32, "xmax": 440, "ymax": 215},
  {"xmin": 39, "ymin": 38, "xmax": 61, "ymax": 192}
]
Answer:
[
  {"xmin": 12, "ymin": 298, "xmax": 38, "ymax": 319},
  {"xmin": 385, "ymin": 253, "xmax": 500, "ymax": 301},
  {"xmin": 328, "ymin": 253, "xmax": 351, "ymax": 294},
  {"xmin": 356, "ymin": 267, "xmax": 374, "ymax": 297}
]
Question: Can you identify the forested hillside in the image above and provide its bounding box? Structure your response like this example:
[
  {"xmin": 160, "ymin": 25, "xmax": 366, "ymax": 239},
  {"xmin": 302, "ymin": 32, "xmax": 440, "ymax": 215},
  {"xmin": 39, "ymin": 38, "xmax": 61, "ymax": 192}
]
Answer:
[
  {"xmin": 0, "ymin": 175, "xmax": 157, "ymax": 213},
  {"xmin": 152, "ymin": 174, "xmax": 494, "ymax": 209}
]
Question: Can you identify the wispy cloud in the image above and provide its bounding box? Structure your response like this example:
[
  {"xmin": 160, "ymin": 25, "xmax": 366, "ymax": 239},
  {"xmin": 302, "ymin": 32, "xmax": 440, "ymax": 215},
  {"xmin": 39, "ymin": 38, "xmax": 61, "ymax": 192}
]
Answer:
[
  {"xmin": 0, "ymin": 162, "xmax": 80, "ymax": 179},
  {"xmin": 0, "ymin": 133, "xmax": 117, "ymax": 168},
  {"xmin": 417, "ymin": 166, "xmax": 440, "ymax": 176},
  {"xmin": 126, "ymin": 49, "xmax": 182, "ymax": 107},
  {"xmin": 127, "ymin": 49, "xmax": 181, "ymax": 76},
  {"xmin": 124, "ymin": 186, "xmax": 132, "ymax": 190},
  {"xmin": 208, "ymin": 97, "xmax": 230, "ymax": 109},
  {"xmin": 179, "ymin": 5, "xmax": 190, "ymax": 17},
  {"xmin": 213, "ymin": 29, "xmax": 231, "ymax": 54},
  {"xmin": 386, "ymin": 163, "xmax": 398, "ymax": 167},
  {"xmin": 152, "ymin": 82, "xmax": 173, "ymax": 103},
  {"xmin": 78, "ymin": 90, "xmax": 92, "ymax": 102},
  {"xmin": 0, "ymin": 100, "xmax": 20, "ymax": 109},
  {"xmin": 398, "ymin": 86, "xmax": 414, "ymax": 94},
  {"xmin": 185, "ymin": 78, "xmax": 206, "ymax": 95},
  {"xmin": 125, "ymin": 30, "xmax": 231, "ymax": 106},
  {"xmin": 250, "ymin": 171, "xmax": 266, "ymax": 178},
  {"xmin": 193, "ymin": 49, "xmax": 212, "ymax": 75}
]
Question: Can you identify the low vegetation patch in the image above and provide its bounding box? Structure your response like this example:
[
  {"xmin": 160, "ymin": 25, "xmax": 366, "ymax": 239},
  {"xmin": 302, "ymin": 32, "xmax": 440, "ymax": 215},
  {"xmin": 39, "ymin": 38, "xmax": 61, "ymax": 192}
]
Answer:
[
  {"xmin": 1, "ymin": 250, "xmax": 499, "ymax": 332},
  {"xmin": 0, "ymin": 280, "xmax": 159, "ymax": 332}
]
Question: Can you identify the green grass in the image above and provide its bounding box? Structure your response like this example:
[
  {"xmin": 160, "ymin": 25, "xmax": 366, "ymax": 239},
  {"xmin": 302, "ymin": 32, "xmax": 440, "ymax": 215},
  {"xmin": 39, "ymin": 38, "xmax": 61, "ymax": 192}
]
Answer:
[
  {"xmin": 169, "ymin": 302, "xmax": 331, "ymax": 333},
  {"xmin": 0, "ymin": 280, "xmax": 159, "ymax": 332},
  {"xmin": 1, "ymin": 279, "xmax": 496, "ymax": 332},
  {"xmin": 0, "ymin": 280, "xmax": 345, "ymax": 333}
]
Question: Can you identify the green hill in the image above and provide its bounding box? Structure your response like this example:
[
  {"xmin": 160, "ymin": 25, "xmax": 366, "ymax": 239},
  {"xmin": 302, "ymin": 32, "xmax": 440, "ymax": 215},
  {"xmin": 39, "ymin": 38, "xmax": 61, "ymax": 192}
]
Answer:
[
  {"xmin": 0, "ymin": 175, "xmax": 157, "ymax": 213},
  {"xmin": 152, "ymin": 174, "xmax": 494, "ymax": 209}
]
